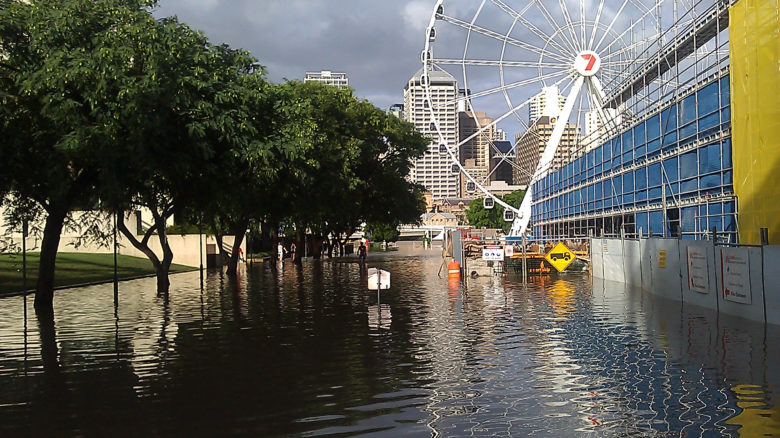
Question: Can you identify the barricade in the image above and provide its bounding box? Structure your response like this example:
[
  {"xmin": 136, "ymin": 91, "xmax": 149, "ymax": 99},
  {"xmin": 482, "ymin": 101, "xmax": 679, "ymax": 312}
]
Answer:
[
  {"xmin": 590, "ymin": 238, "xmax": 604, "ymax": 279},
  {"xmin": 591, "ymin": 238, "xmax": 779, "ymax": 326},
  {"xmin": 764, "ymin": 246, "xmax": 780, "ymax": 326},
  {"xmin": 623, "ymin": 240, "xmax": 642, "ymax": 288},
  {"xmin": 648, "ymin": 239, "xmax": 682, "ymax": 301},
  {"xmin": 603, "ymin": 239, "xmax": 625, "ymax": 283},
  {"xmin": 640, "ymin": 238, "xmax": 653, "ymax": 293},
  {"xmin": 678, "ymin": 240, "xmax": 718, "ymax": 311},
  {"xmin": 716, "ymin": 246, "xmax": 765, "ymax": 322}
]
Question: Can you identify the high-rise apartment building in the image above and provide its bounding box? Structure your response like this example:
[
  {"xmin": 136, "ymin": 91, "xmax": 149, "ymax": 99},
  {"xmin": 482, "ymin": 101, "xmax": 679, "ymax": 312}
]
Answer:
[
  {"xmin": 304, "ymin": 71, "xmax": 349, "ymax": 89},
  {"xmin": 529, "ymin": 86, "xmax": 566, "ymax": 123},
  {"xmin": 514, "ymin": 116, "xmax": 580, "ymax": 186},
  {"xmin": 404, "ymin": 68, "xmax": 460, "ymax": 200}
]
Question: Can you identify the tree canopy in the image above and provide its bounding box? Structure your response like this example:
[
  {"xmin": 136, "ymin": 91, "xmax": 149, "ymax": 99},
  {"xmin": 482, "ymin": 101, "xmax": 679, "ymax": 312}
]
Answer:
[
  {"xmin": 466, "ymin": 190, "xmax": 526, "ymax": 233},
  {"xmin": 0, "ymin": 0, "xmax": 428, "ymax": 312}
]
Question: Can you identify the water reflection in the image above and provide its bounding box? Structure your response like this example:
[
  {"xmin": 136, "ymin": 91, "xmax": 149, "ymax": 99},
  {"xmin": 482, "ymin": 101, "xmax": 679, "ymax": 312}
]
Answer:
[{"xmin": 0, "ymin": 250, "xmax": 778, "ymax": 436}]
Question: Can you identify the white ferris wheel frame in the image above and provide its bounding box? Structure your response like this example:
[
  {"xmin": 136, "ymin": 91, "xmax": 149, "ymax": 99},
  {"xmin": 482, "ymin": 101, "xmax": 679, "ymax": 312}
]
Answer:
[{"xmin": 421, "ymin": 0, "xmax": 704, "ymax": 237}]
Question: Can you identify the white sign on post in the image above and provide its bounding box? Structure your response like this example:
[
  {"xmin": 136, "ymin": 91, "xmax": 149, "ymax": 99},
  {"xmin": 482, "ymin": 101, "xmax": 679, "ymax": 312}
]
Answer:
[
  {"xmin": 482, "ymin": 246, "xmax": 504, "ymax": 261},
  {"xmin": 721, "ymin": 247, "xmax": 751, "ymax": 304},
  {"xmin": 686, "ymin": 245, "xmax": 710, "ymax": 294},
  {"xmin": 504, "ymin": 245, "xmax": 514, "ymax": 257}
]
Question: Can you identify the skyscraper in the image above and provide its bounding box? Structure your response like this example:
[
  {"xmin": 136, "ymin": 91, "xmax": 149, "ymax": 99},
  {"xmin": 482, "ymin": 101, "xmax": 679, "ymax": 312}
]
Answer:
[
  {"xmin": 458, "ymin": 111, "xmax": 494, "ymax": 169},
  {"xmin": 514, "ymin": 116, "xmax": 580, "ymax": 186},
  {"xmin": 404, "ymin": 68, "xmax": 459, "ymax": 200},
  {"xmin": 458, "ymin": 111, "xmax": 495, "ymax": 199},
  {"xmin": 304, "ymin": 71, "xmax": 349, "ymax": 89},
  {"xmin": 528, "ymin": 86, "xmax": 566, "ymax": 123}
]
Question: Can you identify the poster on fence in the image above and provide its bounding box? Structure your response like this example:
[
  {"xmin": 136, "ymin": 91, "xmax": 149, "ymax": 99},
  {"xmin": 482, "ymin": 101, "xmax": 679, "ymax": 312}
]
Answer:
[
  {"xmin": 686, "ymin": 245, "xmax": 710, "ymax": 294},
  {"xmin": 720, "ymin": 247, "xmax": 751, "ymax": 304}
]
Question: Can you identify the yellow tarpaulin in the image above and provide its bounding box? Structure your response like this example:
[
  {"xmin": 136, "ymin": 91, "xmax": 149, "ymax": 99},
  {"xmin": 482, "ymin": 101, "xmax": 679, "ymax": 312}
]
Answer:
[{"xmin": 730, "ymin": 0, "xmax": 780, "ymax": 244}]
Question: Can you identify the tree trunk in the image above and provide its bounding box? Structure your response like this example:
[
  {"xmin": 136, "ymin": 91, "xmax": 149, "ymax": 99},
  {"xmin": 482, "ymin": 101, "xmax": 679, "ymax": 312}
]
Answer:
[
  {"xmin": 156, "ymin": 264, "xmax": 170, "ymax": 292},
  {"xmin": 157, "ymin": 221, "xmax": 174, "ymax": 294},
  {"xmin": 311, "ymin": 236, "xmax": 323, "ymax": 260},
  {"xmin": 34, "ymin": 207, "xmax": 68, "ymax": 314},
  {"xmin": 294, "ymin": 227, "xmax": 304, "ymax": 265},
  {"xmin": 226, "ymin": 220, "xmax": 247, "ymax": 276},
  {"xmin": 117, "ymin": 210, "xmax": 169, "ymax": 294},
  {"xmin": 37, "ymin": 307, "xmax": 59, "ymax": 375}
]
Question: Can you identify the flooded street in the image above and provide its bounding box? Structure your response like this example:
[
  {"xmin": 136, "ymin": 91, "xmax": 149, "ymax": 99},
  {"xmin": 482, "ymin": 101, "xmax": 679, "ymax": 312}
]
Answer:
[{"xmin": 1, "ymin": 247, "xmax": 779, "ymax": 436}]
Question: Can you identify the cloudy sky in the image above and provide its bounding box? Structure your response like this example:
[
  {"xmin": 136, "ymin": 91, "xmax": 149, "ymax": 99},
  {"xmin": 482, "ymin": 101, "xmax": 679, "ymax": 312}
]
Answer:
[
  {"xmin": 151, "ymin": 0, "xmax": 700, "ymax": 139},
  {"xmin": 154, "ymin": 0, "xmax": 435, "ymax": 111}
]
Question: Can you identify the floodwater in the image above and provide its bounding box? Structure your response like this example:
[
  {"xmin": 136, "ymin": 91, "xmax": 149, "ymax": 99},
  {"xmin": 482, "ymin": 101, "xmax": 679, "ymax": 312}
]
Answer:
[{"xmin": 1, "ymin": 247, "xmax": 779, "ymax": 437}]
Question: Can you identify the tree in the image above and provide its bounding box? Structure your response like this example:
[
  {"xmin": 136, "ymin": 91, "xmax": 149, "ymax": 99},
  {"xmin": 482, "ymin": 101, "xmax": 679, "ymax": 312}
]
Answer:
[
  {"xmin": 111, "ymin": 21, "xmax": 265, "ymax": 291},
  {"xmin": 365, "ymin": 222, "xmax": 400, "ymax": 243},
  {"xmin": 268, "ymin": 82, "xmax": 427, "ymax": 260},
  {"xmin": 0, "ymin": 0, "xmax": 162, "ymax": 313},
  {"xmin": 466, "ymin": 190, "xmax": 526, "ymax": 233}
]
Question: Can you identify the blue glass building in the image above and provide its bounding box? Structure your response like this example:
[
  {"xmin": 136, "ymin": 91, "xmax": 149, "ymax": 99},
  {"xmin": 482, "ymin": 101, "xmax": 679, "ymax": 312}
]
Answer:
[{"xmin": 531, "ymin": 72, "xmax": 736, "ymax": 242}]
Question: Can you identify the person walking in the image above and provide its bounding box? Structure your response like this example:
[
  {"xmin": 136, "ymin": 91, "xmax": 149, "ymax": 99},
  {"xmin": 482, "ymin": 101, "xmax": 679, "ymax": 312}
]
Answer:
[
  {"xmin": 277, "ymin": 242, "xmax": 287, "ymax": 261},
  {"xmin": 358, "ymin": 242, "xmax": 367, "ymax": 264},
  {"xmin": 290, "ymin": 242, "xmax": 297, "ymax": 262}
]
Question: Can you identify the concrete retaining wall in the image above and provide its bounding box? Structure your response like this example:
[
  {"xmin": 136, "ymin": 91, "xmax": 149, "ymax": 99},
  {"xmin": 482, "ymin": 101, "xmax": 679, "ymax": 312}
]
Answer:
[{"xmin": 3, "ymin": 213, "xmax": 244, "ymax": 268}]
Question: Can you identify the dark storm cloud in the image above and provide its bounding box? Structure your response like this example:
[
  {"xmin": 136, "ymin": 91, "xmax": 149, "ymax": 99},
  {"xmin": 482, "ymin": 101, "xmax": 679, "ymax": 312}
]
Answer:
[{"xmin": 153, "ymin": 0, "xmax": 436, "ymax": 110}]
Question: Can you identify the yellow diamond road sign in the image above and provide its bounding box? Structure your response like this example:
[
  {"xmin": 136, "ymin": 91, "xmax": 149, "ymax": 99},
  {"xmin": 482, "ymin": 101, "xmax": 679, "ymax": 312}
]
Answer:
[{"xmin": 545, "ymin": 242, "xmax": 576, "ymax": 272}]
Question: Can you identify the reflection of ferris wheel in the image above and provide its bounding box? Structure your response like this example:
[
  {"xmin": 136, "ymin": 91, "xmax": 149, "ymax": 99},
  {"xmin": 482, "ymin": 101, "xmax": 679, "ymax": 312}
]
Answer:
[{"xmin": 422, "ymin": 0, "xmax": 704, "ymax": 236}]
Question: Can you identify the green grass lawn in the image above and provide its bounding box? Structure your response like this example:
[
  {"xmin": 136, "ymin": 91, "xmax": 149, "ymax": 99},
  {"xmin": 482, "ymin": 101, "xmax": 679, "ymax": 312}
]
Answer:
[{"xmin": 0, "ymin": 252, "xmax": 195, "ymax": 295}]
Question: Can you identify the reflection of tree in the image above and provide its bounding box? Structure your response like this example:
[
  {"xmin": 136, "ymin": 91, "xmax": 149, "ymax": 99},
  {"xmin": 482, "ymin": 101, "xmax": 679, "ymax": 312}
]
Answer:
[
  {"xmin": 0, "ymin": 287, "xmax": 142, "ymax": 436},
  {"xmin": 132, "ymin": 259, "xmax": 430, "ymax": 435}
]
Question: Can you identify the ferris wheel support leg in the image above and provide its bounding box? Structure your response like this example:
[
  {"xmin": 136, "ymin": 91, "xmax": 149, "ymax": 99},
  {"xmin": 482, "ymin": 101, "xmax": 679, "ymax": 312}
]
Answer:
[
  {"xmin": 510, "ymin": 75, "xmax": 585, "ymax": 237},
  {"xmin": 588, "ymin": 76, "xmax": 621, "ymax": 136}
]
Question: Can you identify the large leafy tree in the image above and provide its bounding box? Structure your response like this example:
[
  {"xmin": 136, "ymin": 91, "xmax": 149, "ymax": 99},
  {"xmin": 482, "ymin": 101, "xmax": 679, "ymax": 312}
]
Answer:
[
  {"xmin": 0, "ymin": 0, "xmax": 160, "ymax": 313},
  {"xmin": 270, "ymin": 82, "xmax": 427, "ymax": 260},
  {"xmin": 111, "ymin": 20, "xmax": 265, "ymax": 291}
]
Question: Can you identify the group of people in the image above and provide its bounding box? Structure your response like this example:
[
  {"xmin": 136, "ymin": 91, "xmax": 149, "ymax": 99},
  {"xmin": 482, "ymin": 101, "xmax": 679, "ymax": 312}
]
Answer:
[
  {"xmin": 277, "ymin": 241, "xmax": 297, "ymax": 261},
  {"xmin": 276, "ymin": 239, "xmax": 370, "ymax": 263}
]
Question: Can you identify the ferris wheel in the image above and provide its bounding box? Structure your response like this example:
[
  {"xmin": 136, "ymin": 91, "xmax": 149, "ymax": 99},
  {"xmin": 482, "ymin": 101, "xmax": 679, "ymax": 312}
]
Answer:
[{"xmin": 421, "ymin": 0, "xmax": 710, "ymax": 237}]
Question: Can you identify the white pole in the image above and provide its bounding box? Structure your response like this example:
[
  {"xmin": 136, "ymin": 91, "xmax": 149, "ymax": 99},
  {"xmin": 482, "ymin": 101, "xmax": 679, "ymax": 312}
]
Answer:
[{"xmin": 512, "ymin": 75, "xmax": 586, "ymax": 237}]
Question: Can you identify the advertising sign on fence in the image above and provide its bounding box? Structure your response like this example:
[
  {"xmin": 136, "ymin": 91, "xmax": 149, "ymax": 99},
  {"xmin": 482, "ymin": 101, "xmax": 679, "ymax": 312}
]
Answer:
[
  {"xmin": 686, "ymin": 246, "xmax": 710, "ymax": 294},
  {"xmin": 482, "ymin": 246, "xmax": 504, "ymax": 261},
  {"xmin": 720, "ymin": 247, "xmax": 752, "ymax": 304}
]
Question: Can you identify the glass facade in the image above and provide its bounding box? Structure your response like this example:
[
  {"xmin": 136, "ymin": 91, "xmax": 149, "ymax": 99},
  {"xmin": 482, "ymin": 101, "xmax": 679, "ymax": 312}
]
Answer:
[{"xmin": 531, "ymin": 75, "xmax": 736, "ymax": 242}]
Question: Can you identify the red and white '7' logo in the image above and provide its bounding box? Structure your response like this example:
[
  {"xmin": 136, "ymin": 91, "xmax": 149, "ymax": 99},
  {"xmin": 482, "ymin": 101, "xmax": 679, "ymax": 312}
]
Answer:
[{"xmin": 581, "ymin": 54, "xmax": 597, "ymax": 72}]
